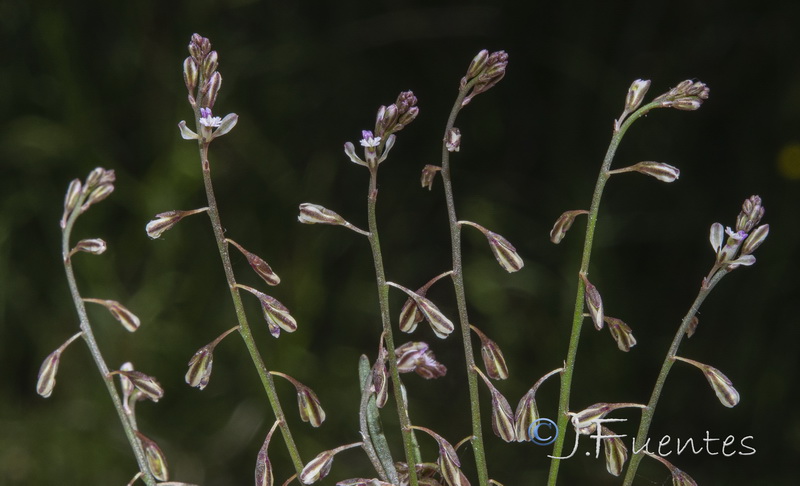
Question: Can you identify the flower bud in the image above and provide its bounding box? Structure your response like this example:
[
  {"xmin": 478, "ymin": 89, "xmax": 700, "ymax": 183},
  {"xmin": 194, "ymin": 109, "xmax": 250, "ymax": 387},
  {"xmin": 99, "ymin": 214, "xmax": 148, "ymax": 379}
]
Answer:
[
  {"xmin": 624, "ymin": 79, "xmax": 651, "ymax": 113},
  {"xmin": 112, "ymin": 370, "xmax": 164, "ymax": 402},
  {"xmin": 486, "ymin": 231, "xmax": 524, "ymax": 273},
  {"xmin": 398, "ymin": 297, "xmax": 424, "ymax": 333},
  {"xmin": 81, "ymin": 182, "xmax": 114, "ymax": 212},
  {"xmin": 185, "ymin": 345, "xmax": 214, "ymax": 390},
  {"xmin": 83, "ymin": 298, "xmax": 140, "ymax": 332},
  {"xmin": 297, "ymin": 384, "xmax": 326, "ymax": 427},
  {"xmin": 604, "ymin": 316, "xmax": 637, "ymax": 352},
  {"xmin": 601, "ymin": 426, "xmax": 628, "ymax": 476},
  {"xmin": 465, "ymin": 49, "xmax": 490, "ymax": 81},
  {"xmin": 420, "ymin": 165, "xmax": 441, "ymax": 191},
  {"xmin": 298, "ymin": 203, "xmax": 347, "ymax": 226},
  {"xmin": 470, "ymin": 325, "xmax": 508, "ymax": 380},
  {"xmin": 183, "ymin": 57, "xmax": 198, "ymax": 93},
  {"xmin": 580, "ymin": 274, "xmax": 604, "ymax": 330},
  {"xmin": 549, "ymin": 210, "xmax": 588, "ymax": 244},
  {"xmin": 737, "ymin": 195, "xmax": 764, "ymax": 232},
  {"xmin": 200, "ymin": 71, "xmax": 222, "ymax": 109},
  {"xmin": 415, "ymin": 295, "xmax": 454, "ymax": 339},
  {"xmin": 371, "ymin": 352, "xmax": 389, "ymax": 408},
  {"xmin": 72, "ymin": 238, "xmax": 107, "ymax": 256},
  {"xmin": 36, "ymin": 332, "xmax": 82, "ymax": 398},
  {"xmin": 255, "ymin": 422, "xmax": 278, "ymax": 486},
  {"xmin": 228, "ymin": 239, "xmax": 280, "ymax": 286},
  {"xmin": 704, "ymin": 365, "xmax": 740, "ymax": 408},
  {"xmin": 146, "ymin": 208, "xmax": 208, "ymax": 239},
  {"xmin": 61, "ymin": 178, "xmax": 83, "ymax": 227},
  {"xmin": 202, "ymin": 50, "xmax": 218, "ymax": 79},
  {"xmin": 136, "ymin": 431, "xmax": 169, "ymax": 481},
  {"xmin": 627, "ymin": 161, "xmax": 680, "ymax": 182},
  {"xmin": 514, "ymin": 389, "xmax": 539, "ymax": 442},
  {"xmin": 741, "ymin": 224, "xmax": 769, "ymax": 256},
  {"xmin": 445, "ymin": 127, "xmax": 461, "ymax": 152},
  {"xmin": 300, "ymin": 450, "xmax": 335, "ymax": 484},
  {"xmin": 571, "ymin": 402, "xmax": 646, "ymax": 435}
]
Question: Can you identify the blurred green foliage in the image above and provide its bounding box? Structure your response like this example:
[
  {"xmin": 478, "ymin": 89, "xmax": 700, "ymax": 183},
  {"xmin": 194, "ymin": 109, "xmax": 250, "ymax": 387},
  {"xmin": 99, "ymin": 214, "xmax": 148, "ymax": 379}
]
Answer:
[{"xmin": 2, "ymin": 0, "xmax": 798, "ymax": 484}]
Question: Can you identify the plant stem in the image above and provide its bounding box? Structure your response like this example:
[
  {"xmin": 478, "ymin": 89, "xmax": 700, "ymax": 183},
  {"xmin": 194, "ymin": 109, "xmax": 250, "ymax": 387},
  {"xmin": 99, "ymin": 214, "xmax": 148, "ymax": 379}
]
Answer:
[
  {"xmin": 195, "ymin": 141, "xmax": 304, "ymax": 474},
  {"xmin": 621, "ymin": 269, "xmax": 728, "ymax": 485},
  {"xmin": 364, "ymin": 166, "xmax": 420, "ymax": 486},
  {"xmin": 546, "ymin": 102, "xmax": 659, "ymax": 485},
  {"xmin": 439, "ymin": 79, "xmax": 489, "ymax": 486},
  {"xmin": 61, "ymin": 200, "xmax": 156, "ymax": 486}
]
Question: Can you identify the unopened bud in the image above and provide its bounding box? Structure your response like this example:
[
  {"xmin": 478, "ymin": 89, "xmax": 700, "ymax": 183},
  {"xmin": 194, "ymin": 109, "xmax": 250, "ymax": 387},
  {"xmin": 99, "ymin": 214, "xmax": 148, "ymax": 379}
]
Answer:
[
  {"xmin": 136, "ymin": 431, "xmax": 169, "ymax": 481},
  {"xmin": 298, "ymin": 203, "xmax": 347, "ymax": 226},
  {"xmin": 371, "ymin": 352, "xmax": 389, "ymax": 408},
  {"xmin": 183, "ymin": 57, "xmax": 198, "ymax": 93},
  {"xmin": 470, "ymin": 325, "xmax": 508, "ymax": 380},
  {"xmin": 85, "ymin": 167, "xmax": 106, "ymax": 189},
  {"xmin": 297, "ymin": 384, "xmax": 326, "ymax": 427},
  {"xmin": 84, "ymin": 298, "xmax": 140, "ymax": 332},
  {"xmin": 200, "ymin": 71, "xmax": 222, "ymax": 109},
  {"xmin": 255, "ymin": 422, "xmax": 279, "ymax": 486},
  {"xmin": 486, "ymin": 231, "xmax": 524, "ymax": 273},
  {"xmin": 704, "ymin": 365, "xmax": 740, "ymax": 408},
  {"xmin": 300, "ymin": 450, "xmax": 335, "ymax": 484},
  {"xmin": 146, "ymin": 208, "xmax": 208, "ymax": 239},
  {"xmin": 228, "ymin": 239, "xmax": 280, "ymax": 286},
  {"xmin": 36, "ymin": 332, "xmax": 83, "ymax": 398},
  {"xmin": 604, "ymin": 316, "xmax": 637, "ymax": 352},
  {"xmin": 601, "ymin": 426, "xmax": 628, "ymax": 476},
  {"xmin": 741, "ymin": 224, "xmax": 769, "ymax": 256},
  {"xmin": 185, "ymin": 345, "xmax": 214, "ymax": 390},
  {"xmin": 737, "ymin": 195, "xmax": 764, "ymax": 232},
  {"xmin": 624, "ymin": 79, "xmax": 651, "ymax": 113},
  {"xmin": 622, "ymin": 161, "xmax": 681, "ymax": 183},
  {"xmin": 670, "ymin": 98, "xmax": 702, "ymax": 111},
  {"xmin": 202, "ymin": 50, "xmax": 218, "ymax": 79},
  {"xmin": 398, "ymin": 297, "xmax": 424, "ymax": 333},
  {"xmin": 465, "ymin": 49, "xmax": 490, "ymax": 81},
  {"xmin": 61, "ymin": 179, "xmax": 83, "ymax": 227},
  {"xmin": 580, "ymin": 274, "xmax": 604, "ymax": 330},
  {"xmin": 111, "ymin": 370, "xmax": 164, "ymax": 402},
  {"xmin": 81, "ymin": 183, "xmax": 114, "ymax": 212},
  {"xmin": 514, "ymin": 389, "xmax": 539, "ymax": 442},
  {"xmin": 549, "ymin": 210, "xmax": 588, "ymax": 244},
  {"xmin": 445, "ymin": 127, "xmax": 461, "ymax": 152},
  {"xmin": 72, "ymin": 238, "xmax": 107, "ymax": 256}
]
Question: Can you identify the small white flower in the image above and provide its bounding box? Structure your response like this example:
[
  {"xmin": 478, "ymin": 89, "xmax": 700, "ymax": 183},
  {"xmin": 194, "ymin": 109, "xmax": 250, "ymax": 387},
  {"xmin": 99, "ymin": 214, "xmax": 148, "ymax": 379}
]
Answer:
[
  {"xmin": 359, "ymin": 130, "xmax": 381, "ymax": 148},
  {"xmin": 724, "ymin": 226, "xmax": 747, "ymax": 240},
  {"xmin": 199, "ymin": 107, "xmax": 222, "ymax": 128}
]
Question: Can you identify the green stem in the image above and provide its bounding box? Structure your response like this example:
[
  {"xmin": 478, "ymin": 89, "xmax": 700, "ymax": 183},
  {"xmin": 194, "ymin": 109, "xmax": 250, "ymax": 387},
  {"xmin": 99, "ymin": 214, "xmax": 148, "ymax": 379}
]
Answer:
[
  {"xmin": 364, "ymin": 166, "xmax": 420, "ymax": 486},
  {"xmin": 195, "ymin": 141, "xmax": 304, "ymax": 474},
  {"xmin": 546, "ymin": 102, "xmax": 659, "ymax": 485},
  {"xmin": 621, "ymin": 269, "xmax": 728, "ymax": 485},
  {"xmin": 439, "ymin": 78, "xmax": 489, "ymax": 486},
  {"xmin": 61, "ymin": 199, "xmax": 156, "ymax": 486}
]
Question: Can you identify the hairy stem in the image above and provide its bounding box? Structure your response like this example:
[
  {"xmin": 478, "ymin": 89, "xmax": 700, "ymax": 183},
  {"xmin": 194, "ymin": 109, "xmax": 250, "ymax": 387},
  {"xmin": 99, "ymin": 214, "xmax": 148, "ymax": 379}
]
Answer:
[
  {"xmin": 439, "ymin": 78, "xmax": 489, "ymax": 486},
  {"xmin": 546, "ymin": 102, "xmax": 659, "ymax": 485},
  {"xmin": 365, "ymin": 166, "xmax": 420, "ymax": 486},
  {"xmin": 622, "ymin": 269, "xmax": 728, "ymax": 484},
  {"xmin": 195, "ymin": 140, "xmax": 304, "ymax": 474},
  {"xmin": 61, "ymin": 201, "xmax": 156, "ymax": 486}
]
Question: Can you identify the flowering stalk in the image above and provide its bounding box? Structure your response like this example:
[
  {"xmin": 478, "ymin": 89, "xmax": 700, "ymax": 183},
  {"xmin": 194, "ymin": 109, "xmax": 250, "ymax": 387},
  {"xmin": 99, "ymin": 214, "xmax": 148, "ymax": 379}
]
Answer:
[
  {"xmin": 546, "ymin": 99, "xmax": 664, "ymax": 485},
  {"xmin": 60, "ymin": 176, "xmax": 156, "ymax": 486},
  {"xmin": 183, "ymin": 35, "xmax": 303, "ymax": 474}
]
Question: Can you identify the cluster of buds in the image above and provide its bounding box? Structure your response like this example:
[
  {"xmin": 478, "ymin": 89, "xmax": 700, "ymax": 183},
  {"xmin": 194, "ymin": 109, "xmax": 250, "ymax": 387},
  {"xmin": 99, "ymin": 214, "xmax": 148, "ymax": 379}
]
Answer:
[
  {"xmin": 344, "ymin": 91, "xmax": 419, "ymax": 170},
  {"xmin": 60, "ymin": 167, "xmax": 115, "ymax": 229},
  {"xmin": 460, "ymin": 49, "xmax": 508, "ymax": 107},
  {"xmin": 706, "ymin": 195, "xmax": 768, "ymax": 284},
  {"xmin": 653, "ymin": 79, "xmax": 710, "ymax": 111},
  {"xmin": 179, "ymin": 34, "xmax": 238, "ymax": 143}
]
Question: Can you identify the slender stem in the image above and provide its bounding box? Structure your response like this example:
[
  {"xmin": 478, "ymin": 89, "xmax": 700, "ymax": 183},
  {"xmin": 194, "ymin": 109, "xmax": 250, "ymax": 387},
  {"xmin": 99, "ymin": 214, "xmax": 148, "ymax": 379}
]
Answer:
[
  {"xmin": 621, "ymin": 269, "xmax": 728, "ymax": 485},
  {"xmin": 195, "ymin": 140, "xmax": 304, "ymax": 474},
  {"xmin": 546, "ymin": 102, "xmax": 660, "ymax": 485},
  {"xmin": 61, "ymin": 200, "xmax": 156, "ymax": 486},
  {"xmin": 358, "ymin": 356, "xmax": 392, "ymax": 482},
  {"xmin": 439, "ymin": 79, "xmax": 489, "ymax": 486},
  {"xmin": 364, "ymin": 166, "xmax": 420, "ymax": 486}
]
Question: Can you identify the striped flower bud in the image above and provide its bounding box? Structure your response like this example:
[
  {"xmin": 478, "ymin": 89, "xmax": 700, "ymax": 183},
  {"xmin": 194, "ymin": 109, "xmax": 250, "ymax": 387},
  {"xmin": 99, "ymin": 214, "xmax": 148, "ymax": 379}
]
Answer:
[
  {"xmin": 622, "ymin": 161, "xmax": 681, "ymax": 183},
  {"xmin": 736, "ymin": 195, "xmax": 764, "ymax": 232},
  {"xmin": 259, "ymin": 293, "xmax": 297, "ymax": 336},
  {"xmin": 255, "ymin": 422, "xmax": 279, "ymax": 486},
  {"xmin": 464, "ymin": 49, "xmax": 490, "ymax": 82},
  {"xmin": 549, "ymin": 210, "xmax": 588, "ymax": 244},
  {"xmin": 36, "ymin": 332, "xmax": 83, "ymax": 398},
  {"xmin": 580, "ymin": 274, "xmax": 604, "ymax": 331},
  {"xmin": 604, "ymin": 316, "xmax": 637, "ymax": 352},
  {"xmin": 81, "ymin": 181, "xmax": 114, "ymax": 212},
  {"xmin": 300, "ymin": 450, "xmax": 335, "ymax": 485},
  {"xmin": 185, "ymin": 345, "xmax": 214, "ymax": 390},
  {"xmin": 111, "ymin": 370, "xmax": 164, "ymax": 402},
  {"xmin": 200, "ymin": 71, "xmax": 222, "ymax": 109},
  {"xmin": 601, "ymin": 426, "xmax": 628, "ymax": 476},
  {"xmin": 571, "ymin": 402, "xmax": 647, "ymax": 435},
  {"xmin": 420, "ymin": 164, "xmax": 441, "ymax": 191},
  {"xmin": 83, "ymin": 298, "xmax": 140, "ymax": 332},
  {"xmin": 146, "ymin": 208, "xmax": 208, "ymax": 239},
  {"xmin": 61, "ymin": 178, "xmax": 83, "ymax": 228},
  {"xmin": 470, "ymin": 325, "xmax": 508, "ymax": 380},
  {"xmin": 297, "ymin": 384, "xmax": 326, "ymax": 427},
  {"xmin": 514, "ymin": 389, "xmax": 539, "ymax": 442},
  {"xmin": 371, "ymin": 351, "xmax": 389, "ymax": 408},
  {"xmin": 398, "ymin": 296, "xmax": 424, "ymax": 333},
  {"xmin": 486, "ymin": 231, "xmax": 523, "ymax": 273},
  {"xmin": 71, "ymin": 238, "xmax": 107, "ymax": 256},
  {"xmin": 136, "ymin": 431, "xmax": 169, "ymax": 481},
  {"xmin": 475, "ymin": 367, "xmax": 515, "ymax": 442},
  {"xmin": 387, "ymin": 282, "xmax": 454, "ymax": 338},
  {"xmin": 412, "ymin": 426, "xmax": 464, "ymax": 486},
  {"xmin": 227, "ymin": 239, "xmax": 280, "ymax": 286},
  {"xmin": 183, "ymin": 57, "xmax": 198, "ymax": 93},
  {"xmin": 741, "ymin": 224, "xmax": 769, "ymax": 256},
  {"xmin": 624, "ymin": 79, "xmax": 651, "ymax": 114},
  {"xmin": 674, "ymin": 356, "xmax": 740, "ymax": 407},
  {"xmin": 298, "ymin": 203, "xmax": 347, "ymax": 226},
  {"xmin": 202, "ymin": 50, "xmax": 218, "ymax": 79}
]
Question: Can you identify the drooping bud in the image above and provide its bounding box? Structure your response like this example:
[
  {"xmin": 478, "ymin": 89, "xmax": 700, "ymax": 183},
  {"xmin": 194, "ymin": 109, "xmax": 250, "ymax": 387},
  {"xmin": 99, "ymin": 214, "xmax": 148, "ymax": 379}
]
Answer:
[
  {"xmin": 255, "ymin": 421, "xmax": 279, "ymax": 486},
  {"xmin": 387, "ymin": 282, "xmax": 454, "ymax": 338},
  {"xmin": 624, "ymin": 79, "xmax": 651, "ymax": 114},
  {"xmin": 486, "ymin": 231, "xmax": 524, "ymax": 272},
  {"xmin": 601, "ymin": 426, "xmax": 628, "ymax": 476},
  {"xmin": 571, "ymin": 402, "xmax": 647, "ymax": 435},
  {"xmin": 411, "ymin": 426, "xmax": 465, "ymax": 486},
  {"xmin": 514, "ymin": 389, "xmax": 539, "ymax": 442},
  {"xmin": 227, "ymin": 239, "xmax": 280, "ymax": 286},
  {"xmin": 674, "ymin": 356, "xmax": 740, "ymax": 407},
  {"xmin": 110, "ymin": 370, "xmax": 164, "ymax": 402},
  {"xmin": 71, "ymin": 238, "xmax": 107, "ymax": 256},
  {"xmin": 549, "ymin": 210, "xmax": 588, "ymax": 244},
  {"xmin": 611, "ymin": 161, "xmax": 680, "ymax": 183},
  {"xmin": 474, "ymin": 367, "xmax": 515, "ymax": 442},
  {"xmin": 271, "ymin": 371, "xmax": 326, "ymax": 426},
  {"xmin": 298, "ymin": 203, "xmax": 347, "ymax": 226},
  {"xmin": 83, "ymin": 298, "xmax": 140, "ymax": 332},
  {"xmin": 185, "ymin": 345, "xmax": 214, "ymax": 390},
  {"xmin": 237, "ymin": 284, "xmax": 297, "ymax": 337},
  {"xmin": 604, "ymin": 316, "xmax": 637, "ymax": 352},
  {"xmin": 146, "ymin": 208, "xmax": 209, "ymax": 239},
  {"xmin": 300, "ymin": 450, "xmax": 335, "ymax": 484},
  {"xmin": 398, "ymin": 296, "xmax": 424, "ymax": 334},
  {"xmin": 136, "ymin": 431, "xmax": 169, "ymax": 481},
  {"xmin": 420, "ymin": 165, "xmax": 441, "ymax": 191},
  {"xmin": 183, "ymin": 57, "xmax": 199, "ymax": 93},
  {"xmin": 470, "ymin": 325, "xmax": 509, "ymax": 380},
  {"xmin": 36, "ymin": 332, "xmax": 83, "ymax": 398},
  {"xmin": 445, "ymin": 127, "xmax": 461, "ymax": 152},
  {"xmin": 580, "ymin": 274, "xmax": 604, "ymax": 330}
]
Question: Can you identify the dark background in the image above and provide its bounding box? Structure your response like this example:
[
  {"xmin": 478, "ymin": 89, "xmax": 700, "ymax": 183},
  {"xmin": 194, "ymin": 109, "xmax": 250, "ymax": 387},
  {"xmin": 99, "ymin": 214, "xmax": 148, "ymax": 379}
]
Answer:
[{"xmin": 2, "ymin": 0, "xmax": 798, "ymax": 484}]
